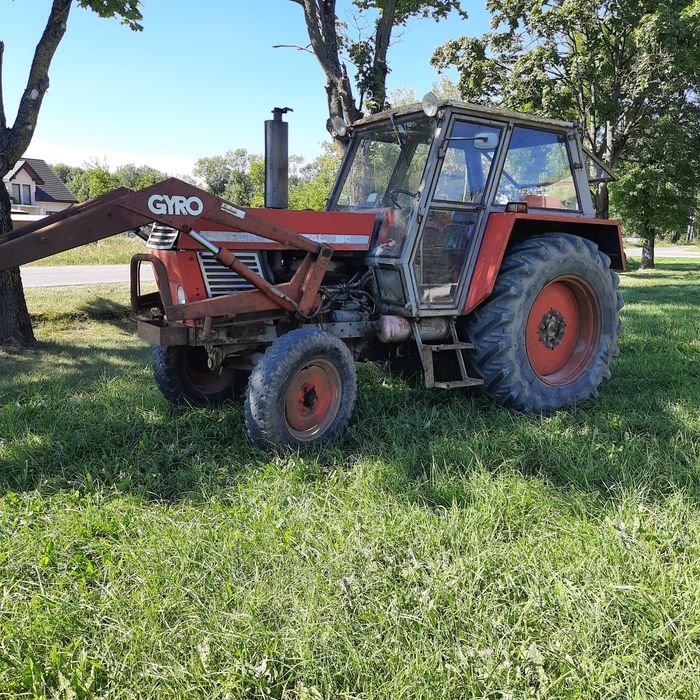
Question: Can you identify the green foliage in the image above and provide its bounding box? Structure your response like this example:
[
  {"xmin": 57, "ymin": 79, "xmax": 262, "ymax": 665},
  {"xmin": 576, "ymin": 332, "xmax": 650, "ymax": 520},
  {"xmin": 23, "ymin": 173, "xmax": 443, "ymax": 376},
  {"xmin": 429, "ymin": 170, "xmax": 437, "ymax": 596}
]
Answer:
[
  {"xmin": 289, "ymin": 143, "xmax": 343, "ymax": 210},
  {"xmin": 431, "ymin": 0, "xmax": 700, "ymax": 165},
  {"xmin": 193, "ymin": 149, "xmax": 263, "ymax": 205},
  {"xmin": 76, "ymin": 0, "xmax": 143, "ymax": 30},
  {"xmin": 53, "ymin": 160, "xmax": 168, "ymax": 201},
  {"xmin": 51, "ymin": 163, "xmax": 83, "ymax": 194},
  {"xmin": 611, "ymin": 108, "xmax": 700, "ymax": 240},
  {"xmin": 354, "ymin": 0, "xmax": 467, "ymax": 24},
  {"xmin": 2, "ymin": 261, "xmax": 700, "ymax": 695},
  {"xmin": 194, "ymin": 145, "xmax": 342, "ymax": 211},
  {"xmin": 113, "ymin": 163, "xmax": 167, "ymax": 191},
  {"xmin": 69, "ymin": 160, "xmax": 118, "ymax": 201}
]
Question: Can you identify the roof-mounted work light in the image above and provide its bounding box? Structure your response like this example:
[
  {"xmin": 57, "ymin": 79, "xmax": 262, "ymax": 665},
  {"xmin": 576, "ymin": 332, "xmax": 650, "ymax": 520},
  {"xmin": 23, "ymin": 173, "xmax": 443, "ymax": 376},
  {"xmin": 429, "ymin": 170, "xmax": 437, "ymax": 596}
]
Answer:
[{"xmin": 421, "ymin": 92, "xmax": 439, "ymax": 117}]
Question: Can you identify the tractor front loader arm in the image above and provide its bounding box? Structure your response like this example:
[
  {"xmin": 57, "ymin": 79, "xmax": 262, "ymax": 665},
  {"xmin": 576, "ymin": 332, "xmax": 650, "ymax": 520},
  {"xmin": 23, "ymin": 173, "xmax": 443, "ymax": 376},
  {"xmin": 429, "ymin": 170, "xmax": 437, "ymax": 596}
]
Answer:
[
  {"xmin": 0, "ymin": 178, "xmax": 335, "ymax": 321},
  {"xmin": 0, "ymin": 187, "xmax": 143, "ymax": 267}
]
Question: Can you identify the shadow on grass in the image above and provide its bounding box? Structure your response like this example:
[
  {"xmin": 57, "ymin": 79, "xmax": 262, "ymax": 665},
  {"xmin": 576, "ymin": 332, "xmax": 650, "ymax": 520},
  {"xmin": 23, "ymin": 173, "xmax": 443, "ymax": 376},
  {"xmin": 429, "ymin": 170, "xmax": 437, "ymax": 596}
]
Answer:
[
  {"xmin": 26, "ymin": 296, "xmax": 136, "ymax": 334},
  {"xmin": 1, "ymin": 269, "xmax": 698, "ymax": 508}
]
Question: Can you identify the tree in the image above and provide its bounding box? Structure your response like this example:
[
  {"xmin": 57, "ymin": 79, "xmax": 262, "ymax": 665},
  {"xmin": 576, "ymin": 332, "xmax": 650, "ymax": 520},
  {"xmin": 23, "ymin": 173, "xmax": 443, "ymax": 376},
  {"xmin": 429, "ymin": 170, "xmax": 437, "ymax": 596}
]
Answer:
[
  {"xmin": 193, "ymin": 144, "xmax": 341, "ymax": 212},
  {"xmin": 0, "ymin": 0, "xmax": 143, "ymax": 346},
  {"xmin": 69, "ymin": 159, "xmax": 118, "ymax": 201},
  {"xmin": 289, "ymin": 142, "xmax": 342, "ymax": 209},
  {"xmin": 431, "ymin": 0, "xmax": 700, "ymax": 218},
  {"xmin": 287, "ymin": 0, "xmax": 466, "ymax": 146},
  {"xmin": 113, "ymin": 163, "xmax": 167, "ymax": 191},
  {"xmin": 611, "ymin": 104, "xmax": 700, "ymax": 268},
  {"xmin": 193, "ymin": 149, "xmax": 265, "ymax": 207},
  {"xmin": 52, "ymin": 162, "xmax": 83, "ymax": 193},
  {"xmin": 53, "ymin": 161, "xmax": 167, "ymax": 202}
]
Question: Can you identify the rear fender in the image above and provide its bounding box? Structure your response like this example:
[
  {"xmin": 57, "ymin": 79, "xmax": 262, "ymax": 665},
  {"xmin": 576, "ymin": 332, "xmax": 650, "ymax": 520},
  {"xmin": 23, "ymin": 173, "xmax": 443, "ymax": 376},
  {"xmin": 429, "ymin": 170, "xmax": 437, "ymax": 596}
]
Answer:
[{"xmin": 464, "ymin": 212, "xmax": 626, "ymax": 314}]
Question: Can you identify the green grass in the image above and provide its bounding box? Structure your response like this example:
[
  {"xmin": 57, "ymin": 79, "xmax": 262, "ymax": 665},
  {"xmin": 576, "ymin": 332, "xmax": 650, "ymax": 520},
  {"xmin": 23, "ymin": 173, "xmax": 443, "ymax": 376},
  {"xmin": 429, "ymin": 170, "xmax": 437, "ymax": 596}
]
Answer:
[
  {"xmin": 27, "ymin": 235, "xmax": 145, "ymax": 266},
  {"xmin": 1, "ymin": 260, "xmax": 700, "ymax": 698}
]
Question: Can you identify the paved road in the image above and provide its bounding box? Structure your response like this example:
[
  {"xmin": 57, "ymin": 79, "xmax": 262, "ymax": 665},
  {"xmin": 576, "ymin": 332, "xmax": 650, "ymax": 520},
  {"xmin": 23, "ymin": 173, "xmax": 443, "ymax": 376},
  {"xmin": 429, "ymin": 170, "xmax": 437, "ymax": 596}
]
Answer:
[
  {"xmin": 626, "ymin": 246, "xmax": 700, "ymax": 259},
  {"xmin": 19, "ymin": 247, "xmax": 700, "ymax": 289},
  {"xmin": 21, "ymin": 264, "xmax": 154, "ymax": 288}
]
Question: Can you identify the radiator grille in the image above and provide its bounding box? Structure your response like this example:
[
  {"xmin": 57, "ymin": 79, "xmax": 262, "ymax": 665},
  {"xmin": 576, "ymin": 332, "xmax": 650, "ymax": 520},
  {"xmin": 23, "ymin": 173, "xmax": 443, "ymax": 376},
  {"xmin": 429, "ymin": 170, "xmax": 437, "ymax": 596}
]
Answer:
[
  {"xmin": 146, "ymin": 223, "xmax": 179, "ymax": 250},
  {"xmin": 197, "ymin": 251, "xmax": 265, "ymax": 297}
]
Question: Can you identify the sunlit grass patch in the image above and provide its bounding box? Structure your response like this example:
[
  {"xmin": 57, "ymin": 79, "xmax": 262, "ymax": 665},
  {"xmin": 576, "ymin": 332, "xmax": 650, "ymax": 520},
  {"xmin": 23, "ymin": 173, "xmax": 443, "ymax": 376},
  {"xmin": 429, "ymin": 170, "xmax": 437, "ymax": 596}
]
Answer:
[
  {"xmin": 0, "ymin": 261, "xmax": 699, "ymax": 698},
  {"xmin": 26, "ymin": 235, "xmax": 145, "ymax": 266}
]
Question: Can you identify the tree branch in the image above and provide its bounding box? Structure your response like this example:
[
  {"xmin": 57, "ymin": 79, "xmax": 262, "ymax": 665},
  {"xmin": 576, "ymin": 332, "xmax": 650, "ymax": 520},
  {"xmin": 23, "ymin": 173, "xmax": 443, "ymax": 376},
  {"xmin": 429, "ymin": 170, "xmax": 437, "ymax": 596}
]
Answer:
[
  {"xmin": 6, "ymin": 0, "xmax": 72, "ymax": 171},
  {"xmin": 272, "ymin": 43, "xmax": 314, "ymax": 55},
  {"xmin": 369, "ymin": 0, "xmax": 396, "ymax": 112}
]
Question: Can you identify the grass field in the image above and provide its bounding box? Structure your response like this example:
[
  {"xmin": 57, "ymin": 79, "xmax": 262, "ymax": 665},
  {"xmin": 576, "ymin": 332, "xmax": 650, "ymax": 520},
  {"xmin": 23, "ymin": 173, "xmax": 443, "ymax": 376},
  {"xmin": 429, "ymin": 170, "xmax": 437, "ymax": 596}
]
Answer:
[
  {"xmin": 1, "ymin": 259, "xmax": 699, "ymax": 698},
  {"xmin": 26, "ymin": 236, "xmax": 145, "ymax": 266}
]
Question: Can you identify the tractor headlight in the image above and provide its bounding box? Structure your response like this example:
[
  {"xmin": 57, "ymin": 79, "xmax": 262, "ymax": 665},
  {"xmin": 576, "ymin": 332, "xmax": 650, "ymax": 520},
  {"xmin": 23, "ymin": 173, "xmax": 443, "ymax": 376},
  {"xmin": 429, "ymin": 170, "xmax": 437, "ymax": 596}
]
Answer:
[
  {"xmin": 421, "ymin": 92, "xmax": 439, "ymax": 118},
  {"xmin": 176, "ymin": 286, "xmax": 187, "ymax": 304},
  {"xmin": 330, "ymin": 115, "xmax": 348, "ymax": 137}
]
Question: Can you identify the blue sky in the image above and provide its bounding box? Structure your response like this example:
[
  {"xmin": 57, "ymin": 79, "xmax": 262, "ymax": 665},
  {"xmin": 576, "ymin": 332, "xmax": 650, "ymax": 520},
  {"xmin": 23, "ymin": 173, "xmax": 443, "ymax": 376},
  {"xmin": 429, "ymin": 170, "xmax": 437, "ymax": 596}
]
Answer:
[{"xmin": 1, "ymin": 0, "xmax": 490, "ymax": 175}]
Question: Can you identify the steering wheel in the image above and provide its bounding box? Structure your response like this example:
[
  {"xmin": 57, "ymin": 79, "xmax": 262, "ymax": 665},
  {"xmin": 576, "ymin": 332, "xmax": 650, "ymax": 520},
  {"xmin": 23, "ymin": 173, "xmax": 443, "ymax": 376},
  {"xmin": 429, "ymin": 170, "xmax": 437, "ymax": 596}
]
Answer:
[{"xmin": 389, "ymin": 188, "xmax": 417, "ymax": 209}]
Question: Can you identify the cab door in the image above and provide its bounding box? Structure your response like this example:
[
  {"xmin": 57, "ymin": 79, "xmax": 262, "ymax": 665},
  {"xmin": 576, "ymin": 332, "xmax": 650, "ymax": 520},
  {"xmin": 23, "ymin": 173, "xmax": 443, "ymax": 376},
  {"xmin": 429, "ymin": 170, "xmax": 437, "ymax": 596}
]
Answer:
[{"xmin": 410, "ymin": 117, "xmax": 503, "ymax": 309}]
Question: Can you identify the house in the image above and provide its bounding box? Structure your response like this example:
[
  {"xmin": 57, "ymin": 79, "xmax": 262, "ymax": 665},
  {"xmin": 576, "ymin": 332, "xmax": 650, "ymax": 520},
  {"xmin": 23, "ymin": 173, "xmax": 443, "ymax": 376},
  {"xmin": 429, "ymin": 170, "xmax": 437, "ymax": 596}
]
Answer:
[{"xmin": 4, "ymin": 158, "xmax": 77, "ymax": 228}]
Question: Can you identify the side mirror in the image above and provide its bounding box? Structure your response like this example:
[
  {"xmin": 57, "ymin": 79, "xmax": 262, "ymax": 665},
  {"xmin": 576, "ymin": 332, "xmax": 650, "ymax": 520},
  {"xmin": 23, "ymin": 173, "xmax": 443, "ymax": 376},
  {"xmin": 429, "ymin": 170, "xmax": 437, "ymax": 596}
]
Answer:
[{"xmin": 473, "ymin": 132, "xmax": 500, "ymax": 150}]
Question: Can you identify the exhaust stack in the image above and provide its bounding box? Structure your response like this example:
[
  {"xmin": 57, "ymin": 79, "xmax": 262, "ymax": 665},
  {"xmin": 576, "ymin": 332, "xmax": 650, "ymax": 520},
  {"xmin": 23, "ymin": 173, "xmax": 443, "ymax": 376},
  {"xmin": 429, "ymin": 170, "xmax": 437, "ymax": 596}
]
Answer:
[{"xmin": 265, "ymin": 107, "xmax": 292, "ymax": 209}]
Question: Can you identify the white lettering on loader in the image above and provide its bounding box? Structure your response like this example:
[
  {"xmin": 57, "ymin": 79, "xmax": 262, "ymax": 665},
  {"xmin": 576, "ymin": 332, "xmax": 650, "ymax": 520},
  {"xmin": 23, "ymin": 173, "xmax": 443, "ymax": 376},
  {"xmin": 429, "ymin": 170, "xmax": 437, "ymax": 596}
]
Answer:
[{"xmin": 147, "ymin": 194, "xmax": 204, "ymax": 217}]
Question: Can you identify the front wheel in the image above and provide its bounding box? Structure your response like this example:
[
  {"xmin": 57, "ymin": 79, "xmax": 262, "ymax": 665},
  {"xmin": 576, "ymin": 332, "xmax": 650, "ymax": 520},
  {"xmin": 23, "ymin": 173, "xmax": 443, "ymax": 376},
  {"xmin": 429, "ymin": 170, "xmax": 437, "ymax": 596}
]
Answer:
[
  {"xmin": 460, "ymin": 234, "xmax": 623, "ymax": 413},
  {"xmin": 153, "ymin": 345, "xmax": 246, "ymax": 407},
  {"xmin": 244, "ymin": 328, "xmax": 357, "ymax": 448}
]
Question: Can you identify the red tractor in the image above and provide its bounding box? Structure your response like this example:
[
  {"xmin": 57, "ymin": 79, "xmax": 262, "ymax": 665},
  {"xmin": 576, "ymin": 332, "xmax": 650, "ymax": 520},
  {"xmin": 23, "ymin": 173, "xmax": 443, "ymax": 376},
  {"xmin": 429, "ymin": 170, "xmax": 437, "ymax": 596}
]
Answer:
[{"xmin": 0, "ymin": 97, "xmax": 624, "ymax": 448}]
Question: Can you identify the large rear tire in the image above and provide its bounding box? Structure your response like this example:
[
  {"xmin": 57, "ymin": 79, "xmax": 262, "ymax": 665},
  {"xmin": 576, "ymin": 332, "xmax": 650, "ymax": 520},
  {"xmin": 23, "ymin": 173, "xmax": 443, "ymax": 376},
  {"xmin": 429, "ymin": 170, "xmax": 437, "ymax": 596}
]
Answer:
[
  {"xmin": 244, "ymin": 328, "xmax": 357, "ymax": 448},
  {"xmin": 153, "ymin": 345, "xmax": 246, "ymax": 407},
  {"xmin": 460, "ymin": 234, "xmax": 623, "ymax": 413}
]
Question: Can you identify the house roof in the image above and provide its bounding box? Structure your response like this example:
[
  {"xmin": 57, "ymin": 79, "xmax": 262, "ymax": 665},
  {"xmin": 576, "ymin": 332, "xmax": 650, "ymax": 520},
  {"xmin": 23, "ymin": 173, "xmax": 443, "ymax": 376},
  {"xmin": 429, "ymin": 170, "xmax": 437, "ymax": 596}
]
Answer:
[{"xmin": 6, "ymin": 158, "xmax": 77, "ymax": 203}]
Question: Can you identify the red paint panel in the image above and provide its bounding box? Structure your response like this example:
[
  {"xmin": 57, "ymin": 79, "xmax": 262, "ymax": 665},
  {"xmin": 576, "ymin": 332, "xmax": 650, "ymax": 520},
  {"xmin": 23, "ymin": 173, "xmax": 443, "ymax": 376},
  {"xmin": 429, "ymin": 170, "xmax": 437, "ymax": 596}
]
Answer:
[
  {"xmin": 616, "ymin": 222, "xmax": 627, "ymax": 271},
  {"xmin": 178, "ymin": 209, "xmax": 377, "ymax": 252},
  {"xmin": 464, "ymin": 213, "xmax": 515, "ymax": 314},
  {"xmin": 464, "ymin": 212, "xmax": 626, "ymax": 314},
  {"xmin": 149, "ymin": 250, "xmax": 208, "ymax": 306}
]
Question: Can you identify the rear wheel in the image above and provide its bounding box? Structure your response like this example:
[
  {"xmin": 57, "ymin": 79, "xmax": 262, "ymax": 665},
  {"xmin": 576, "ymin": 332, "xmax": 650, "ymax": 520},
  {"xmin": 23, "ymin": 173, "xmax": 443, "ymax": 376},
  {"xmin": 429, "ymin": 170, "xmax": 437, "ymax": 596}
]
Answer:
[
  {"xmin": 244, "ymin": 328, "xmax": 357, "ymax": 448},
  {"xmin": 460, "ymin": 234, "xmax": 623, "ymax": 412},
  {"xmin": 153, "ymin": 345, "xmax": 246, "ymax": 407}
]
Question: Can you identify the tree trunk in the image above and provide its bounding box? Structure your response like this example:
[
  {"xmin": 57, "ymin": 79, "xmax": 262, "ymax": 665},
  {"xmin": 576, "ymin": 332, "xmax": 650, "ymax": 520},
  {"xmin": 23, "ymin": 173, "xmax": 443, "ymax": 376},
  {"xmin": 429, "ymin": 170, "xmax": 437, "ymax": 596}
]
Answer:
[
  {"xmin": 641, "ymin": 230, "xmax": 655, "ymax": 270},
  {"xmin": 324, "ymin": 73, "xmax": 362, "ymax": 151},
  {"xmin": 687, "ymin": 213, "xmax": 696, "ymax": 243},
  {"xmin": 0, "ymin": 184, "xmax": 35, "ymax": 345},
  {"xmin": 593, "ymin": 181, "xmax": 609, "ymax": 219},
  {"xmin": 367, "ymin": 0, "xmax": 396, "ymax": 113}
]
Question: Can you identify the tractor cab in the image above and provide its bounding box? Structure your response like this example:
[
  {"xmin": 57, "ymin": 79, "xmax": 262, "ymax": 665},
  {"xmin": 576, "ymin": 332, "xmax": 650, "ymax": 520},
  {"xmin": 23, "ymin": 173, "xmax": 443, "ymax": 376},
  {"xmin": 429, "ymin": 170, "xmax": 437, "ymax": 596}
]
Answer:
[{"xmin": 328, "ymin": 98, "xmax": 599, "ymax": 316}]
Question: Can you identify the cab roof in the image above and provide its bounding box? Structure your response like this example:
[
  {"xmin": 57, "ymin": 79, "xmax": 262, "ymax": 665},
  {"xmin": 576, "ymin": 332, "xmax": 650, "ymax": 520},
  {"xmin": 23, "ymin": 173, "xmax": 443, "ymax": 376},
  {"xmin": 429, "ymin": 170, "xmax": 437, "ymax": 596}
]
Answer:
[{"xmin": 352, "ymin": 98, "xmax": 576, "ymax": 131}]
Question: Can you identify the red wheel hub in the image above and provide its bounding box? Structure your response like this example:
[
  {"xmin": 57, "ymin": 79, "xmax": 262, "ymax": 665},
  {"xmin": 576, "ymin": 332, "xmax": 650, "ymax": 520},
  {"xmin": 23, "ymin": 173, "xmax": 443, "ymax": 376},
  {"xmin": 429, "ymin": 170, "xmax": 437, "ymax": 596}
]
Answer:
[
  {"xmin": 525, "ymin": 275, "xmax": 600, "ymax": 386},
  {"xmin": 285, "ymin": 360, "xmax": 342, "ymax": 440}
]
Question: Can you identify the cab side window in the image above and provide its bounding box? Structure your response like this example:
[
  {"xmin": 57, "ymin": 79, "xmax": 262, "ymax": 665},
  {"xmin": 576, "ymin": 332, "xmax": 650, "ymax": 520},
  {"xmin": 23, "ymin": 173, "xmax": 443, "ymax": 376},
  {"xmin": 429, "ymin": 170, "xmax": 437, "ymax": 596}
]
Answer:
[
  {"xmin": 495, "ymin": 127, "xmax": 580, "ymax": 210},
  {"xmin": 434, "ymin": 121, "xmax": 501, "ymax": 204}
]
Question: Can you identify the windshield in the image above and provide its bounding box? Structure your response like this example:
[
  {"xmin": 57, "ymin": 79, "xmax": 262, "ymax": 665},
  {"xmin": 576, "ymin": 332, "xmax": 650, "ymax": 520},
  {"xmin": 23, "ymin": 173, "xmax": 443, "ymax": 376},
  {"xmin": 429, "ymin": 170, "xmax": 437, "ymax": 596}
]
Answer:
[
  {"xmin": 332, "ymin": 118, "xmax": 434, "ymax": 210},
  {"xmin": 331, "ymin": 117, "xmax": 435, "ymax": 256}
]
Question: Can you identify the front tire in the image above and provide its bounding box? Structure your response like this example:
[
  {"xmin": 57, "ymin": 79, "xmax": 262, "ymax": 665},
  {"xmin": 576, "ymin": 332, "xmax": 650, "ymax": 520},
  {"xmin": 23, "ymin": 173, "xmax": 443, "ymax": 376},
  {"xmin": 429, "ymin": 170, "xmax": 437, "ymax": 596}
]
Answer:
[
  {"xmin": 153, "ymin": 345, "xmax": 245, "ymax": 407},
  {"xmin": 460, "ymin": 234, "xmax": 623, "ymax": 413},
  {"xmin": 244, "ymin": 328, "xmax": 357, "ymax": 448}
]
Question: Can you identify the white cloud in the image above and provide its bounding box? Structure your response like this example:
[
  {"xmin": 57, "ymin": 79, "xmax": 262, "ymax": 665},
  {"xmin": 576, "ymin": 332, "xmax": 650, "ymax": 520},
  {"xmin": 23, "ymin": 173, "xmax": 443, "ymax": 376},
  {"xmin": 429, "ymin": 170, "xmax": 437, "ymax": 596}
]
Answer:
[{"xmin": 24, "ymin": 141, "xmax": 196, "ymax": 177}]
